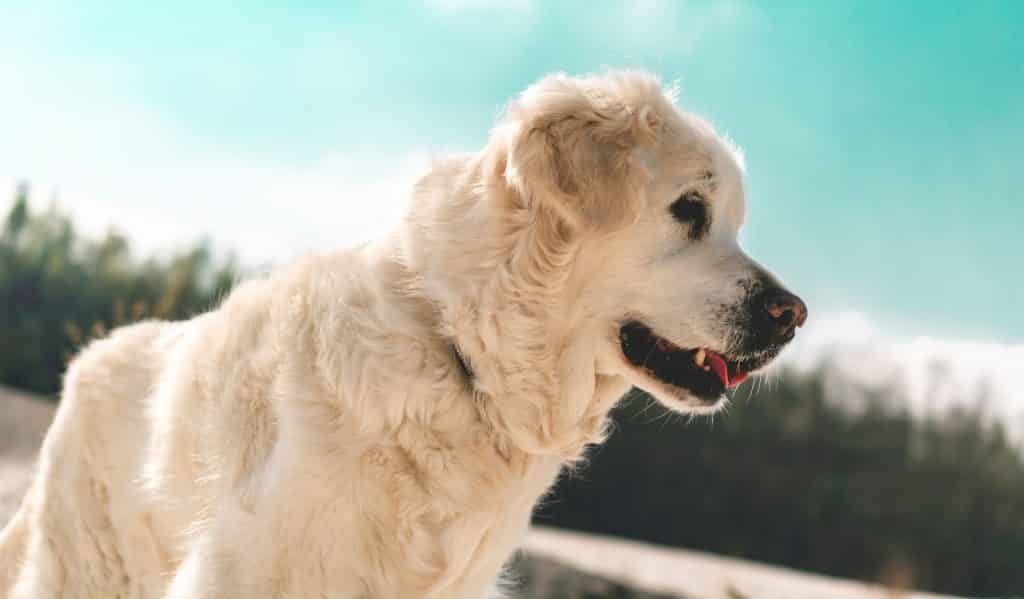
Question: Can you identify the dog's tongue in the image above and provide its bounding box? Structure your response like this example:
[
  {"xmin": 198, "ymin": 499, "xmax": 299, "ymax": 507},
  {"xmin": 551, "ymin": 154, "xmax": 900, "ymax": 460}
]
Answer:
[
  {"xmin": 705, "ymin": 350, "xmax": 730, "ymax": 388},
  {"xmin": 705, "ymin": 350, "xmax": 748, "ymax": 389}
]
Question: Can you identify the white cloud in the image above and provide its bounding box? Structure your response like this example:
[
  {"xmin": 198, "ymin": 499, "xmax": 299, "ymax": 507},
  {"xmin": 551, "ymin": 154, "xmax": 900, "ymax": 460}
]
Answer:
[
  {"xmin": 0, "ymin": 36, "xmax": 435, "ymax": 266},
  {"xmin": 776, "ymin": 311, "xmax": 1024, "ymax": 446},
  {"xmin": 1, "ymin": 151, "xmax": 433, "ymax": 267}
]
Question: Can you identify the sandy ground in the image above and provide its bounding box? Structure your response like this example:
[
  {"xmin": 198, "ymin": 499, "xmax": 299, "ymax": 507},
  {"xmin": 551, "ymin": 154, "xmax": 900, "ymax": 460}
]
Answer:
[
  {"xmin": 523, "ymin": 528, "xmax": 959, "ymax": 599},
  {"xmin": 0, "ymin": 386, "xmax": 53, "ymax": 521},
  {"xmin": 0, "ymin": 386, "xmax": 962, "ymax": 599}
]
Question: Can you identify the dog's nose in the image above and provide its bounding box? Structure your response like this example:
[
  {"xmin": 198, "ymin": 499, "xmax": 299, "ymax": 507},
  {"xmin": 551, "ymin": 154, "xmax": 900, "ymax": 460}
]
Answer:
[{"xmin": 761, "ymin": 290, "xmax": 807, "ymax": 338}]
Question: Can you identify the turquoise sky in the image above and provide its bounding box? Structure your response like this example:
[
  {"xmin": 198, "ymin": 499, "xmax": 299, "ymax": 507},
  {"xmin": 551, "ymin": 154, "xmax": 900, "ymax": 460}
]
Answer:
[{"xmin": 1, "ymin": 1, "xmax": 1022, "ymax": 340}]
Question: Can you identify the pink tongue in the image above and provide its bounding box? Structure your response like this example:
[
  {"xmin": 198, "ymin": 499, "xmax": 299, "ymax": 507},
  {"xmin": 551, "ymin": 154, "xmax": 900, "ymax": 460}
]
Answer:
[
  {"xmin": 704, "ymin": 351, "xmax": 748, "ymax": 389},
  {"xmin": 705, "ymin": 350, "xmax": 730, "ymax": 388}
]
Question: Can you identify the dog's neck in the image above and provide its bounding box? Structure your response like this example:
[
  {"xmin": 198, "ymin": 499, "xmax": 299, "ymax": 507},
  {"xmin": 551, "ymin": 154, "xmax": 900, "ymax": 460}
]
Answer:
[{"xmin": 398, "ymin": 149, "xmax": 629, "ymax": 460}]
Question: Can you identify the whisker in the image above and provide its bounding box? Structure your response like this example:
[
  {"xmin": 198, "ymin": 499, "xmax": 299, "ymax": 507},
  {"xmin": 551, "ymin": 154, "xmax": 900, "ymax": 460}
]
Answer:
[{"xmin": 632, "ymin": 395, "xmax": 660, "ymax": 420}]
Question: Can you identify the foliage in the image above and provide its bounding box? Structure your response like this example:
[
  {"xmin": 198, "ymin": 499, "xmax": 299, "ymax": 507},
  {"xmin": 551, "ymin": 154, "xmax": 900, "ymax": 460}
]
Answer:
[
  {"xmin": 536, "ymin": 374, "xmax": 1024, "ymax": 596},
  {"xmin": 0, "ymin": 183, "xmax": 237, "ymax": 395}
]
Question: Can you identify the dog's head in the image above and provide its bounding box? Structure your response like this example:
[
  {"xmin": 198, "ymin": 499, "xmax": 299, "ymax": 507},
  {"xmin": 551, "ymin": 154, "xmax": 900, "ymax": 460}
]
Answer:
[{"xmin": 500, "ymin": 71, "xmax": 807, "ymax": 414}]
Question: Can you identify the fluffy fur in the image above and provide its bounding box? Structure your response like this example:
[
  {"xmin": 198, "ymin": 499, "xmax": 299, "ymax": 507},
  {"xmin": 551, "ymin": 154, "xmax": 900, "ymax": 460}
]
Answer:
[{"xmin": 0, "ymin": 70, "xmax": 799, "ymax": 598}]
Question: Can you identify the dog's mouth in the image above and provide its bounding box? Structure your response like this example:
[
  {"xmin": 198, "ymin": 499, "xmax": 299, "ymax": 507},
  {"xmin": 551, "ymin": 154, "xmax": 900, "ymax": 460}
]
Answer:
[{"xmin": 619, "ymin": 320, "xmax": 769, "ymax": 401}]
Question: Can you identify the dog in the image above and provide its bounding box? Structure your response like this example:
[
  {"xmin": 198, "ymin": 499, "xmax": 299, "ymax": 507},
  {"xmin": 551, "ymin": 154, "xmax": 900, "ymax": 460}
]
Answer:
[{"xmin": 0, "ymin": 70, "xmax": 806, "ymax": 598}]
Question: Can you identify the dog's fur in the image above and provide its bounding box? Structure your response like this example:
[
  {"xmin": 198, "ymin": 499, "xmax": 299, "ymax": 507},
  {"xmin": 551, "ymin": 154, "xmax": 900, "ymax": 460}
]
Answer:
[{"xmin": 0, "ymin": 70, "xmax": 800, "ymax": 598}]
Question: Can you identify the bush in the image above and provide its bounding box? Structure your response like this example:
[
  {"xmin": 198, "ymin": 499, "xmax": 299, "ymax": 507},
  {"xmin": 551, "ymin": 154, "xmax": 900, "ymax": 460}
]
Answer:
[
  {"xmin": 0, "ymin": 183, "xmax": 237, "ymax": 395},
  {"xmin": 536, "ymin": 374, "xmax": 1024, "ymax": 596}
]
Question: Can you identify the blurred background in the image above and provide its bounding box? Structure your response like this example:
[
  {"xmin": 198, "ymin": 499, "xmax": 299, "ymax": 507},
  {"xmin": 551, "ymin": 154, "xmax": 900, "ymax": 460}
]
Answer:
[{"xmin": 1, "ymin": 2, "xmax": 1022, "ymax": 597}]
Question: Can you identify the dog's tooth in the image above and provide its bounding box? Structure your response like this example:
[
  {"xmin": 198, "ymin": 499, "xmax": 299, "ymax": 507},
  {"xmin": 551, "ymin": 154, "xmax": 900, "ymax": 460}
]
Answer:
[{"xmin": 694, "ymin": 348, "xmax": 706, "ymax": 366}]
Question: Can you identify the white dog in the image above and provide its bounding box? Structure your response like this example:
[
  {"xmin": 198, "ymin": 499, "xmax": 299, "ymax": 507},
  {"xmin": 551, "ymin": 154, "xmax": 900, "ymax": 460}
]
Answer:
[{"xmin": 0, "ymin": 70, "xmax": 805, "ymax": 598}]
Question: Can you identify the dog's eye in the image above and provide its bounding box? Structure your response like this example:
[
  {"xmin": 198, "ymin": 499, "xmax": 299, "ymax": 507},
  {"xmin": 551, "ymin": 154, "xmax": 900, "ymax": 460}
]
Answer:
[{"xmin": 670, "ymin": 192, "xmax": 710, "ymax": 240}]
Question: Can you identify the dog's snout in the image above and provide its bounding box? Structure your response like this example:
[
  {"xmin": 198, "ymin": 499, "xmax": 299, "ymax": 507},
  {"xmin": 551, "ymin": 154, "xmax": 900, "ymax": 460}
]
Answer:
[{"xmin": 759, "ymin": 290, "xmax": 807, "ymax": 339}]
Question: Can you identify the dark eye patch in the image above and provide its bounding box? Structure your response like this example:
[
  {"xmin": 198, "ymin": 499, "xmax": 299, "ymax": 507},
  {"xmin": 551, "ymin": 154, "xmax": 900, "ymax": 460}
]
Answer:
[{"xmin": 670, "ymin": 191, "xmax": 710, "ymax": 240}]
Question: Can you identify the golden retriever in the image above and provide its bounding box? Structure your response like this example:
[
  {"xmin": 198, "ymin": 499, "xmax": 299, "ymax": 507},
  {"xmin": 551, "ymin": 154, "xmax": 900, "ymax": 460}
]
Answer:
[{"xmin": 0, "ymin": 70, "xmax": 806, "ymax": 598}]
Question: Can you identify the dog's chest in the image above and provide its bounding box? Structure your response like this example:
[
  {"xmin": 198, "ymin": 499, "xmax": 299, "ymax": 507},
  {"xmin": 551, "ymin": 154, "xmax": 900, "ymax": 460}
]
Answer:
[{"xmin": 355, "ymin": 436, "xmax": 563, "ymax": 594}]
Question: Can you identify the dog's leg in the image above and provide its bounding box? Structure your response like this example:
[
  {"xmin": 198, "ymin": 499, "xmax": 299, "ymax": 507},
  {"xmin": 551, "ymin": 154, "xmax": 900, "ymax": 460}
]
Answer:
[
  {"xmin": 164, "ymin": 526, "xmax": 367, "ymax": 599},
  {"xmin": 163, "ymin": 508, "xmax": 261, "ymax": 599},
  {"xmin": 6, "ymin": 491, "xmax": 65, "ymax": 599},
  {"xmin": 0, "ymin": 497, "xmax": 30, "ymax": 599}
]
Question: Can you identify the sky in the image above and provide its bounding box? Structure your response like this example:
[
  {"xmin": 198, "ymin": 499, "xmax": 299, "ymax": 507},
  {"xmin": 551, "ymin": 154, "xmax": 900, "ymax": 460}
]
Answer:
[{"xmin": 1, "ymin": 1, "xmax": 1022, "ymax": 346}]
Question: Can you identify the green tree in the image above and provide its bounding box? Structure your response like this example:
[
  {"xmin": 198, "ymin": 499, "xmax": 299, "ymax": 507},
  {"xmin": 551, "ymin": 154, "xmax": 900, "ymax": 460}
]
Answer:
[
  {"xmin": 537, "ymin": 372, "xmax": 1024, "ymax": 596},
  {"xmin": 0, "ymin": 183, "xmax": 237, "ymax": 395}
]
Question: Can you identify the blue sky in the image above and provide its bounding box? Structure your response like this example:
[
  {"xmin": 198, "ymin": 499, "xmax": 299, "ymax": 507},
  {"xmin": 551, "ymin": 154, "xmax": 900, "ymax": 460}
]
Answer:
[{"xmin": 2, "ymin": 1, "xmax": 1022, "ymax": 341}]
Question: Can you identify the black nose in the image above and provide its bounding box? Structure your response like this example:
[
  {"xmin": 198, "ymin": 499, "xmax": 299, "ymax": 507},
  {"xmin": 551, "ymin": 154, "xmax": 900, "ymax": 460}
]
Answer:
[{"xmin": 760, "ymin": 290, "xmax": 808, "ymax": 339}]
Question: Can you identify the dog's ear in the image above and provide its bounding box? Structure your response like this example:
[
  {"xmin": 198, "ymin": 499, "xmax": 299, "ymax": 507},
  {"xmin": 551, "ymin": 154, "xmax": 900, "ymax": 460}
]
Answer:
[{"xmin": 503, "ymin": 73, "xmax": 661, "ymax": 230}]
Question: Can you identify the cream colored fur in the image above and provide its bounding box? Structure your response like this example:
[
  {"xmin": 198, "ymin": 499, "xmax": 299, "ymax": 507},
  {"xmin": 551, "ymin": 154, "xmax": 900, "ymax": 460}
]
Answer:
[{"xmin": 0, "ymin": 70, "xmax": 777, "ymax": 598}]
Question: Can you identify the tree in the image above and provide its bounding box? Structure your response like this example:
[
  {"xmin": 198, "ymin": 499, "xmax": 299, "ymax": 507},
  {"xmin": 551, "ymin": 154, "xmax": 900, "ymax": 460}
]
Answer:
[{"xmin": 0, "ymin": 183, "xmax": 237, "ymax": 395}]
